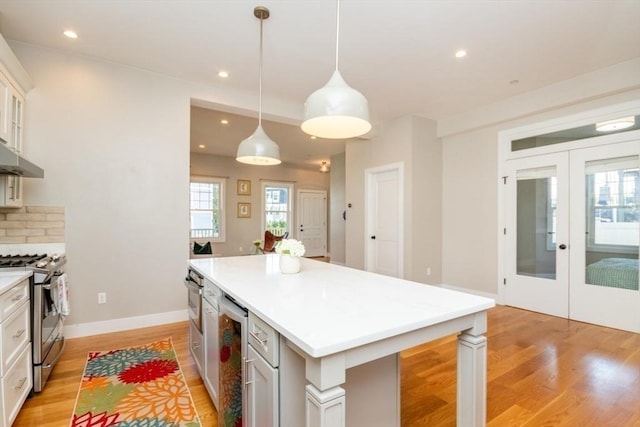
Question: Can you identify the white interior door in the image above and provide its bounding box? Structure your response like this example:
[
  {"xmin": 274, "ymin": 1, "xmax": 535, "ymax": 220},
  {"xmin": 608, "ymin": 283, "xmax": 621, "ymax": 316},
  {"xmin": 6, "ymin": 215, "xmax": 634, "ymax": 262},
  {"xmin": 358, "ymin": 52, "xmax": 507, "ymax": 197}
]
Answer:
[
  {"xmin": 297, "ymin": 190, "xmax": 327, "ymax": 257},
  {"xmin": 505, "ymin": 152, "xmax": 570, "ymax": 318},
  {"xmin": 365, "ymin": 164, "xmax": 403, "ymax": 278},
  {"xmin": 569, "ymin": 140, "xmax": 640, "ymax": 332}
]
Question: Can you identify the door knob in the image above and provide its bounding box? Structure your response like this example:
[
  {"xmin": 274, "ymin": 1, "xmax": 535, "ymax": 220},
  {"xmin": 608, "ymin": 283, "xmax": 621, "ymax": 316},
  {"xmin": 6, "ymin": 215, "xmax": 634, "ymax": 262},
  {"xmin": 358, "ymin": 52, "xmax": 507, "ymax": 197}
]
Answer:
[
  {"xmin": 371, "ymin": 236, "xmax": 376, "ymax": 240},
  {"xmin": 558, "ymin": 244, "xmax": 567, "ymax": 250}
]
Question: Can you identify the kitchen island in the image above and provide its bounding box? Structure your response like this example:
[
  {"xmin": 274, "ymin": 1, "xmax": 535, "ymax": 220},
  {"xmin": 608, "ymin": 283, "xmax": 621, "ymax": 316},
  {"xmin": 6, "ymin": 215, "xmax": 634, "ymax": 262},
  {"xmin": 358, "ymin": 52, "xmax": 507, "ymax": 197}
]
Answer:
[{"xmin": 190, "ymin": 254, "xmax": 495, "ymax": 427}]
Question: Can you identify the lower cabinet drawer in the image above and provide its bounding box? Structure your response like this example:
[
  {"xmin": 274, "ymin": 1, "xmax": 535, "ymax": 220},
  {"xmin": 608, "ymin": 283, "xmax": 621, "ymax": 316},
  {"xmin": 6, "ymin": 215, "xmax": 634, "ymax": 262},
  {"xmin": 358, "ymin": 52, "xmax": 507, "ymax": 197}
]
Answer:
[
  {"xmin": 0, "ymin": 278, "xmax": 29, "ymax": 321},
  {"xmin": 1, "ymin": 300, "xmax": 30, "ymax": 376},
  {"xmin": 248, "ymin": 312, "xmax": 279, "ymax": 367},
  {"xmin": 2, "ymin": 343, "xmax": 32, "ymax": 427}
]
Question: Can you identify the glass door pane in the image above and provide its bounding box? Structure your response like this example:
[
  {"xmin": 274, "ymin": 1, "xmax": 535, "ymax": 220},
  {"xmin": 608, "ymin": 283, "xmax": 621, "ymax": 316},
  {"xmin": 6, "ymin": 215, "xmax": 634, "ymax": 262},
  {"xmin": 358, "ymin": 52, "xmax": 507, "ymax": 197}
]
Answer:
[
  {"xmin": 516, "ymin": 167, "xmax": 557, "ymax": 279},
  {"xmin": 584, "ymin": 156, "xmax": 639, "ymax": 291}
]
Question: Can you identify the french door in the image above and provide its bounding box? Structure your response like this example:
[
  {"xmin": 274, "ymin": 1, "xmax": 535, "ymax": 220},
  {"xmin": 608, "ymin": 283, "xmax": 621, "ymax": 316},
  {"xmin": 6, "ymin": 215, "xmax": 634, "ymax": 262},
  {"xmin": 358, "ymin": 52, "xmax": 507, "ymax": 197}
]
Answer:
[
  {"xmin": 505, "ymin": 152, "xmax": 570, "ymax": 318},
  {"xmin": 506, "ymin": 136, "xmax": 640, "ymax": 332}
]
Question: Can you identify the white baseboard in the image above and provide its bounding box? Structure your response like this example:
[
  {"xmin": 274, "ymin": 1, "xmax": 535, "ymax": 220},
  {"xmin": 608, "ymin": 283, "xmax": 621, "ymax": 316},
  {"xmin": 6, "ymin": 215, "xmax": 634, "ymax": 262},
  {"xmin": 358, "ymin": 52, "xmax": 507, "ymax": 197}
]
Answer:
[
  {"xmin": 65, "ymin": 309, "xmax": 189, "ymax": 339},
  {"xmin": 329, "ymin": 260, "xmax": 345, "ymax": 266},
  {"xmin": 440, "ymin": 283, "xmax": 500, "ymax": 303}
]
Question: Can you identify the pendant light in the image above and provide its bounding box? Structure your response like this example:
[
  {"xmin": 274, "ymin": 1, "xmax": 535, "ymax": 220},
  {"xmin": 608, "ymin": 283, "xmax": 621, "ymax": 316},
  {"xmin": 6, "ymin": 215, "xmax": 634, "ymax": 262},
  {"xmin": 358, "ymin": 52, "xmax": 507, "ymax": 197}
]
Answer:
[
  {"xmin": 236, "ymin": 6, "xmax": 281, "ymax": 165},
  {"xmin": 301, "ymin": 0, "xmax": 371, "ymax": 139},
  {"xmin": 320, "ymin": 161, "xmax": 329, "ymax": 172}
]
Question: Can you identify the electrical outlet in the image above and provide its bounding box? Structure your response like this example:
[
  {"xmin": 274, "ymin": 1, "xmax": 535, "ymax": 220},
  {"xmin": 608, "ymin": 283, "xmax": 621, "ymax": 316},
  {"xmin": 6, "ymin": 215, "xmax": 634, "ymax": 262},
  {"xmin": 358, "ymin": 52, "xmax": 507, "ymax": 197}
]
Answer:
[
  {"xmin": 426, "ymin": 267, "xmax": 432, "ymax": 276},
  {"xmin": 98, "ymin": 292, "xmax": 107, "ymax": 304},
  {"xmin": 239, "ymin": 247, "xmax": 243, "ymax": 252}
]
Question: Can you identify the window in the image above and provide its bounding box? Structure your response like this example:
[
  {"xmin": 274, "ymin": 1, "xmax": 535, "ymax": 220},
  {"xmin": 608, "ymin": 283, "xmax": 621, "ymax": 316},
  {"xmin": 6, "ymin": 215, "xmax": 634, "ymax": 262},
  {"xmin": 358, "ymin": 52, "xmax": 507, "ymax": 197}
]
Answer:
[
  {"xmin": 190, "ymin": 176, "xmax": 225, "ymax": 242},
  {"xmin": 262, "ymin": 182, "xmax": 293, "ymax": 236},
  {"xmin": 586, "ymin": 156, "xmax": 639, "ymax": 252}
]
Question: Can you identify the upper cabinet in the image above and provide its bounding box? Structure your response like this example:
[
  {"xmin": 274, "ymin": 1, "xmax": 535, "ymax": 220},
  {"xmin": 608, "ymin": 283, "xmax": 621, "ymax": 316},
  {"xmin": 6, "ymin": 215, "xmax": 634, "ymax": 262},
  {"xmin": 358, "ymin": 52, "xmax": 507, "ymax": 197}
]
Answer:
[
  {"xmin": 0, "ymin": 33, "xmax": 31, "ymax": 152},
  {"xmin": 8, "ymin": 88, "xmax": 24, "ymax": 154},
  {"xmin": 0, "ymin": 33, "xmax": 34, "ymax": 208},
  {"xmin": 0, "ymin": 73, "xmax": 10, "ymax": 144}
]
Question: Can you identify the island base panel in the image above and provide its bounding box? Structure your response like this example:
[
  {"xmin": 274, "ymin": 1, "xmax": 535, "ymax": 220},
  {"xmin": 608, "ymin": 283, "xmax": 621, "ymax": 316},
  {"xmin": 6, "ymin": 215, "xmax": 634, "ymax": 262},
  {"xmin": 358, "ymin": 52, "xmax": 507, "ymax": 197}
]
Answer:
[{"xmin": 280, "ymin": 342, "xmax": 400, "ymax": 427}]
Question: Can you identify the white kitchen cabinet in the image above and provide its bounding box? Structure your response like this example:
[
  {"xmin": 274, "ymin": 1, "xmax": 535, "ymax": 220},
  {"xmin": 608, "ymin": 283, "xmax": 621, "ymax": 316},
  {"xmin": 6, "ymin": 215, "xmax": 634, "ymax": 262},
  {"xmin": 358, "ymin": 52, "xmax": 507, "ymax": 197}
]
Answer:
[
  {"xmin": 0, "ymin": 275, "xmax": 32, "ymax": 427},
  {"xmin": 0, "ymin": 73, "xmax": 10, "ymax": 143},
  {"xmin": 0, "ymin": 76, "xmax": 26, "ymax": 208},
  {"xmin": 0, "ymin": 175, "xmax": 23, "ymax": 207},
  {"xmin": 8, "ymin": 88, "xmax": 24, "ymax": 154},
  {"xmin": 202, "ymin": 296, "xmax": 219, "ymax": 410},
  {"xmin": 246, "ymin": 345, "xmax": 279, "ymax": 427}
]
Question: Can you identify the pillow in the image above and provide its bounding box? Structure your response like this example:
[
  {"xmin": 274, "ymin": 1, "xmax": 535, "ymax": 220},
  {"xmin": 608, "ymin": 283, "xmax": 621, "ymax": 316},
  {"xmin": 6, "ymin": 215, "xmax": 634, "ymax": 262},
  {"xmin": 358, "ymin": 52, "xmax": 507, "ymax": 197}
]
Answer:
[{"xmin": 193, "ymin": 241, "xmax": 212, "ymax": 255}]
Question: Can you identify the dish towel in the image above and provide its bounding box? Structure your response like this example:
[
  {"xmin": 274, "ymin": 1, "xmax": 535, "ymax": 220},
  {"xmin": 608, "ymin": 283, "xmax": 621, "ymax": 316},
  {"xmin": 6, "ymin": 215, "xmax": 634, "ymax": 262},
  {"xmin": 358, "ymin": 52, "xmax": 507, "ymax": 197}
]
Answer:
[{"xmin": 53, "ymin": 273, "xmax": 70, "ymax": 317}]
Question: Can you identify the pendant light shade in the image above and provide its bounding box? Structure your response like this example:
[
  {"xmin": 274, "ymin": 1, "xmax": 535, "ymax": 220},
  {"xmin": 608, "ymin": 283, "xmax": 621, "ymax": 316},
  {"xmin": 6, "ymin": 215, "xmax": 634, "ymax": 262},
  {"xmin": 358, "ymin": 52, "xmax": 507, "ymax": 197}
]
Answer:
[
  {"xmin": 236, "ymin": 6, "xmax": 281, "ymax": 166},
  {"xmin": 301, "ymin": 0, "xmax": 371, "ymax": 139},
  {"xmin": 302, "ymin": 70, "xmax": 371, "ymax": 139},
  {"xmin": 236, "ymin": 124, "xmax": 281, "ymax": 165}
]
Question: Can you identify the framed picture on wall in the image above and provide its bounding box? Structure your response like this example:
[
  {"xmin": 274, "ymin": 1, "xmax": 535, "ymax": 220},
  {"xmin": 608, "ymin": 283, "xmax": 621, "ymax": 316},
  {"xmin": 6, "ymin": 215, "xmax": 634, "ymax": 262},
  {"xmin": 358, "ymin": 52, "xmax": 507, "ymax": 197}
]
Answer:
[
  {"xmin": 237, "ymin": 179, "xmax": 251, "ymax": 196},
  {"xmin": 238, "ymin": 202, "xmax": 251, "ymax": 218}
]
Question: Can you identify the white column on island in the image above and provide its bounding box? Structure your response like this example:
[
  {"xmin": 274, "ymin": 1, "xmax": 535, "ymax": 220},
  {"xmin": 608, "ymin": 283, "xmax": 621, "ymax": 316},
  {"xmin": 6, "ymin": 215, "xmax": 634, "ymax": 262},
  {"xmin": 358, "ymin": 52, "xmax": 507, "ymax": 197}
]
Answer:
[
  {"xmin": 304, "ymin": 352, "xmax": 347, "ymax": 427},
  {"xmin": 305, "ymin": 385, "xmax": 346, "ymax": 427},
  {"xmin": 457, "ymin": 332, "xmax": 488, "ymax": 427}
]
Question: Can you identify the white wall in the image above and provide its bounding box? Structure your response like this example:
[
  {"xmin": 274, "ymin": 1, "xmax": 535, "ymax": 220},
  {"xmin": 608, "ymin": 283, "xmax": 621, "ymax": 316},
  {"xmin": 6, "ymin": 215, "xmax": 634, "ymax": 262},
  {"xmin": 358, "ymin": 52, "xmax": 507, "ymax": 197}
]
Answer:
[
  {"xmin": 345, "ymin": 115, "xmax": 441, "ymax": 284},
  {"xmin": 13, "ymin": 42, "xmax": 193, "ymax": 327}
]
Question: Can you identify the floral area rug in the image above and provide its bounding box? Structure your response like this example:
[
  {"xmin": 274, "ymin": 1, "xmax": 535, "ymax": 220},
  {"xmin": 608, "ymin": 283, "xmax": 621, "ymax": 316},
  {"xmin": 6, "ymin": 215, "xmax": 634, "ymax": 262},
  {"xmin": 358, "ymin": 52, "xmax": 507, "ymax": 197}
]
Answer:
[{"xmin": 70, "ymin": 337, "xmax": 201, "ymax": 427}]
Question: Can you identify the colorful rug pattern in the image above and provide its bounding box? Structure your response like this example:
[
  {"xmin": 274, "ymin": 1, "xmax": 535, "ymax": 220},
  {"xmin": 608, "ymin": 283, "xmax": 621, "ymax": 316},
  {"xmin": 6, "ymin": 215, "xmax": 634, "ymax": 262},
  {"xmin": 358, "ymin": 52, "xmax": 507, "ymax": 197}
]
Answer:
[{"xmin": 70, "ymin": 338, "xmax": 201, "ymax": 427}]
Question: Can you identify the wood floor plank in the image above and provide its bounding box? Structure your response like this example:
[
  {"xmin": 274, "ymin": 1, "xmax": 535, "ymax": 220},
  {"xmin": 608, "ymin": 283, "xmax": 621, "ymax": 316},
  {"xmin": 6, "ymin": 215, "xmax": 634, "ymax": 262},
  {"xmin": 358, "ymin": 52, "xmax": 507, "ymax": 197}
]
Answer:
[{"xmin": 12, "ymin": 306, "xmax": 640, "ymax": 426}]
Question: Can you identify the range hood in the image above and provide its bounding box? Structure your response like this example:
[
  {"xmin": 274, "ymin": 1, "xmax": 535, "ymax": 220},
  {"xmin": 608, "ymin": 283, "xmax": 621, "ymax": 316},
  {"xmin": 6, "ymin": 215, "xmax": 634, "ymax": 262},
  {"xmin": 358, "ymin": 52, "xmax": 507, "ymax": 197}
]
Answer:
[{"xmin": 0, "ymin": 143, "xmax": 44, "ymax": 178}]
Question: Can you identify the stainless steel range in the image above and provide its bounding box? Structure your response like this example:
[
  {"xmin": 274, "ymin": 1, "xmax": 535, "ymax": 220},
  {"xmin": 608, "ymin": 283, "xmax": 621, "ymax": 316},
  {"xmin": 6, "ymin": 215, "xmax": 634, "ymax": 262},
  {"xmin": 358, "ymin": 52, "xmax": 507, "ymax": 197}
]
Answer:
[{"xmin": 0, "ymin": 253, "xmax": 67, "ymax": 392}]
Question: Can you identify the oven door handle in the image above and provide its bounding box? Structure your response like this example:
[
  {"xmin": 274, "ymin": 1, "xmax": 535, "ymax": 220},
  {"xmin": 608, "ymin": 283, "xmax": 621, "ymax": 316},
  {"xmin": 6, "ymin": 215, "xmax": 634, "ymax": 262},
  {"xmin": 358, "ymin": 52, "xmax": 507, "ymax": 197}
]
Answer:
[{"xmin": 184, "ymin": 279, "xmax": 202, "ymax": 295}]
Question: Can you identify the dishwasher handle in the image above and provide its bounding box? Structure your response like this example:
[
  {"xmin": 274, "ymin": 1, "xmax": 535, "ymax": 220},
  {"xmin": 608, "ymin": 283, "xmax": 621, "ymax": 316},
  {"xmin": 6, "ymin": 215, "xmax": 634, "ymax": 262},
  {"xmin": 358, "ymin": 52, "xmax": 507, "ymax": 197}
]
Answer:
[{"xmin": 184, "ymin": 279, "xmax": 202, "ymax": 294}]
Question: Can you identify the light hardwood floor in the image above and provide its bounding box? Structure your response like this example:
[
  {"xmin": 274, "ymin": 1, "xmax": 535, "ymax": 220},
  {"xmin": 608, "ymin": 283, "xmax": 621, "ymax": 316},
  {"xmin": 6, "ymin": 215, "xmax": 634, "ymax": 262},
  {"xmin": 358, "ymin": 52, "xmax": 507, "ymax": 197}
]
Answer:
[{"xmin": 13, "ymin": 305, "xmax": 640, "ymax": 426}]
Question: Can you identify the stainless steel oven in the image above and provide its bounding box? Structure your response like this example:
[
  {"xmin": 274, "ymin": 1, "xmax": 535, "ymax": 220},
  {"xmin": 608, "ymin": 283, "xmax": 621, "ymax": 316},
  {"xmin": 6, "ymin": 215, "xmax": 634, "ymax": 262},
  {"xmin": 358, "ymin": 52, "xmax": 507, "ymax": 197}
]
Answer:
[
  {"xmin": 0, "ymin": 252, "xmax": 67, "ymax": 392},
  {"xmin": 185, "ymin": 267, "xmax": 204, "ymax": 373},
  {"xmin": 32, "ymin": 266, "xmax": 66, "ymax": 392}
]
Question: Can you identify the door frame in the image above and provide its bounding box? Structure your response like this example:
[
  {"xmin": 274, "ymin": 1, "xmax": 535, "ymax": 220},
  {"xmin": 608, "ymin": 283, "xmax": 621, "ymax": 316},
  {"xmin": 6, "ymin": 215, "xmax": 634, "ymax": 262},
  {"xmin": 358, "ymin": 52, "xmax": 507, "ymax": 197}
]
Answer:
[
  {"xmin": 498, "ymin": 99, "xmax": 640, "ymax": 305},
  {"xmin": 364, "ymin": 162, "xmax": 405, "ymax": 278}
]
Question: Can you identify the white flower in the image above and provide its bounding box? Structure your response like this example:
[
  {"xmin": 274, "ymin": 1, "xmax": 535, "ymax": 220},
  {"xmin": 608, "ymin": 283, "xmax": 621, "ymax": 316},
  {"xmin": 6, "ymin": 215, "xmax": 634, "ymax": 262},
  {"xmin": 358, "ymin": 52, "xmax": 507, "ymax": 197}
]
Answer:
[{"xmin": 275, "ymin": 239, "xmax": 305, "ymax": 257}]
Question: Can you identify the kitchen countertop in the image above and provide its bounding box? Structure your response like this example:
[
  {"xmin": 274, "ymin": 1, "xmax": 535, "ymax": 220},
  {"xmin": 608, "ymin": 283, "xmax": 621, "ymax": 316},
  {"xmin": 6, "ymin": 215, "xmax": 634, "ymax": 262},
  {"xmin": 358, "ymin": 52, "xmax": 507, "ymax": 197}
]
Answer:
[
  {"xmin": 189, "ymin": 254, "xmax": 495, "ymax": 358},
  {"xmin": 0, "ymin": 271, "xmax": 32, "ymax": 294}
]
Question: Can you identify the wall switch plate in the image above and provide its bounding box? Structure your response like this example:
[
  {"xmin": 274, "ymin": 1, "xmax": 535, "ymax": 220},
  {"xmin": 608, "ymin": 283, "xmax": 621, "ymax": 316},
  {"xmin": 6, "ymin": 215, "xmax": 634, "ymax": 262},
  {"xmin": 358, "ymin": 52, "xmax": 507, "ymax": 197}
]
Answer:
[{"xmin": 98, "ymin": 292, "xmax": 107, "ymax": 304}]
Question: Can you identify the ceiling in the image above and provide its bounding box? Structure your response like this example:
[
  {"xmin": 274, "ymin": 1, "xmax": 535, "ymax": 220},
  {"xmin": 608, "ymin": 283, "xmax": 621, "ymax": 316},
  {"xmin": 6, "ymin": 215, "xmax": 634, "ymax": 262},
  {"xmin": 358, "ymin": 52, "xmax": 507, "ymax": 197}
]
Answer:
[{"xmin": 0, "ymin": 0, "xmax": 638, "ymax": 169}]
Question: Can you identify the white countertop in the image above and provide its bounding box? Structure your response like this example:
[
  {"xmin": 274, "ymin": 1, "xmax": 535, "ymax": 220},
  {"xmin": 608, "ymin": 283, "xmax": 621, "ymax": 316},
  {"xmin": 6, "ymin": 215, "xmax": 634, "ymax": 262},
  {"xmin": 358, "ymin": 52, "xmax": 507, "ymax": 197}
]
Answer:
[
  {"xmin": 0, "ymin": 271, "xmax": 32, "ymax": 294},
  {"xmin": 190, "ymin": 255, "xmax": 495, "ymax": 358}
]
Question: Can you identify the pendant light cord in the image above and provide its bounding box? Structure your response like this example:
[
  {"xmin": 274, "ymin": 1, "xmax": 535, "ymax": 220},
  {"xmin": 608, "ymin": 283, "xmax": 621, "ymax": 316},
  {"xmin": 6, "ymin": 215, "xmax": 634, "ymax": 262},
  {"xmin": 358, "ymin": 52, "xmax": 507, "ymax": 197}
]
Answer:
[
  {"xmin": 335, "ymin": 0, "xmax": 340, "ymax": 71},
  {"xmin": 258, "ymin": 14, "xmax": 264, "ymax": 126}
]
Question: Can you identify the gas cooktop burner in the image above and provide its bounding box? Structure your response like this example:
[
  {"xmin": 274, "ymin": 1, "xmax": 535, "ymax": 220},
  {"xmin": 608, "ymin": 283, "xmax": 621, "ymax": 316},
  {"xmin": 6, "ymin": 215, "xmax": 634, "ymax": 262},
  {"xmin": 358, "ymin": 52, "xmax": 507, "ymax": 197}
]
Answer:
[{"xmin": 0, "ymin": 253, "xmax": 48, "ymax": 267}]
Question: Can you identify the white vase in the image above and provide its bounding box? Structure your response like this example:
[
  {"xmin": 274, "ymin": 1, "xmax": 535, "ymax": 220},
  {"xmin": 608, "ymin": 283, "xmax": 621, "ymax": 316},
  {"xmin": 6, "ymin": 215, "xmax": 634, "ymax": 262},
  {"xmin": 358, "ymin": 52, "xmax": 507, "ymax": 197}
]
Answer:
[{"xmin": 279, "ymin": 254, "xmax": 301, "ymax": 274}]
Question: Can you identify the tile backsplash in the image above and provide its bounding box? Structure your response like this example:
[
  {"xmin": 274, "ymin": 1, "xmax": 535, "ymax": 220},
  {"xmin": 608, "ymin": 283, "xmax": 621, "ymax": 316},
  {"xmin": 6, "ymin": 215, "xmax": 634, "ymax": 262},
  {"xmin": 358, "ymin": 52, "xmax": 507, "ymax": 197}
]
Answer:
[{"xmin": 0, "ymin": 206, "xmax": 65, "ymax": 244}]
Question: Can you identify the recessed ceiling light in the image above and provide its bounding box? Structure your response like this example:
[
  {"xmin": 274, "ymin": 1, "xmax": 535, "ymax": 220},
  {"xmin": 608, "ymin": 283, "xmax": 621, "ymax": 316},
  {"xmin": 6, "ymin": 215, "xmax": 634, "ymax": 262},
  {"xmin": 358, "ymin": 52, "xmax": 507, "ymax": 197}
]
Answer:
[
  {"xmin": 198, "ymin": 144, "xmax": 205, "ymax": 148},
  {"xmin": 455, "ymin": 49, "xmax": 467, "ymax": 58},
  {"xmin": 596, "ymin": 116, "xmax": 635, "ymax": 132},
  {"xmin": 63, "ymin": 30, "xmax": 78, "ymax": 39},
  {"xmin": 218, "ymin": 71, "xmax": 229, "ymax": 78},
  {"xmin": 310, "ymin": 135, "xmax": 317, "ymax": 140},
  {"xmin": 220, "ymin": 119, "xmax": 229, "ymax": 125}
]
